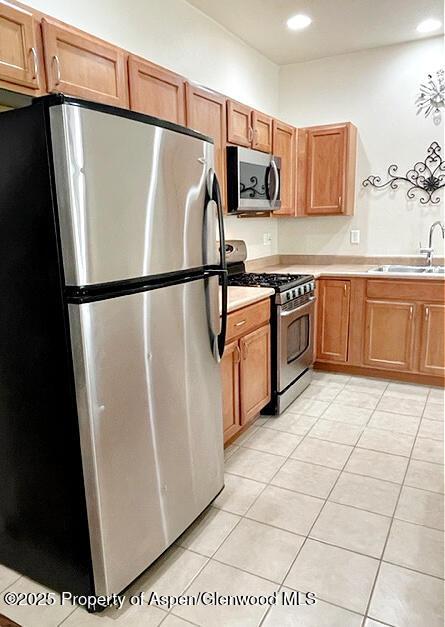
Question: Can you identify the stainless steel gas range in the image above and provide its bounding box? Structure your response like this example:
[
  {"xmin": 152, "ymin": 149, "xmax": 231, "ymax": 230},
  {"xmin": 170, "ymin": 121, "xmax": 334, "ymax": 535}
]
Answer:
[{"xmin": 226, "ymin": 240, "xmax": 316, "ymax": 415}]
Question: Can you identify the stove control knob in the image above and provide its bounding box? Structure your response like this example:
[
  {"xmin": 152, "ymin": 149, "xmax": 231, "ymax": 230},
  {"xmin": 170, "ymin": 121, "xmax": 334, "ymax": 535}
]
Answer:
[
  {"xmin": 292, "ymin": 289, "xmax": 296, "ymax": 298},
  {"xmin": 286, "ymin": 292, "xmax": 291, "ymax": 301},
  {"xmin": 299, "ymin": 286, "xmax": 304, "ymax": 296}
]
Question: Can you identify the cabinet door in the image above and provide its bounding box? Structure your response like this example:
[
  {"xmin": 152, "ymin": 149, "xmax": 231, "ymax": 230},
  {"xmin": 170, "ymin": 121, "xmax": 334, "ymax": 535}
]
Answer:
[
  {"xmin": 221, "ymin": 341, "xmax": 241, "ymax": 443},
  {"xmin": 306, "ymin": 125, "xmax": 347, "ymax": 215},
  {"xmin": 273, "ymin": 120, "xmax": 296, "ymax": 215},
  {"xmin": 129, "ymin": 56, "xmax": 185, "ymax": 124},
  {"xmin": 0, "ymin": 2, "xmax": 43, "ymax": 92},
  {"xmin": 419, "ymin": 304, "xmax": 445, "ymax": 376},
  {"xmin": 41, "ymin": 18, "xmax": 128, "ymax": 107},
  {"xmin": 252, "ymin": 110, "xmax": 272, "ymax": 153},
  {"xmin": 186, "ymin": 83, "xmax": 227, "ymax": 209},
  {"xmin": 227, "ymin": 99, "xmax": 251, "ymax": 147},
  {"xmin": 317, "ymin": 279, "xmax": 351, "ymax": 362},
  {"xmin": 363, "ymin": 300, "xmax": 415, "ymax": 371},
  {"xmin": 240, "ymin": 325, "xmax": 270, "ymax": 424}
]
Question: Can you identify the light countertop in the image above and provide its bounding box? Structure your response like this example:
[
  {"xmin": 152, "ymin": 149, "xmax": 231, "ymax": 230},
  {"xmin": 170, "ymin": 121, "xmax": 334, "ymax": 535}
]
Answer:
[
  {"xmin": 263, "ymin": 263, "xmax": 445, "ymax": 280},
  {"xmin": 222, "ymin": 286, "xmax": 274, "ymax": 314}
]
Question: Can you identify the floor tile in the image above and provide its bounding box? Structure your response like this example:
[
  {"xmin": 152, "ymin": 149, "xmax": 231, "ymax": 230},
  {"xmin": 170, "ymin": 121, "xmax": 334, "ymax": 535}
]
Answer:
[
  {"xmin": 234, "ymin": 424, "xmax": 259, "ymax": 446},
  {"xmin": 424, "ymin": 401, "xmax": 445, "ymax": 421},
  {"xmin": 369, "ymin": 562, "xmax": 444, "ymax": 627},
  {"xmin": 0, "ymin": 565, "xmax": 20, "ymax": 593},
  {"xmin": 385, "ymin": 382, "xmax": 429, "ymax": 401},
  {"xmin": 368, "ymin": 410, "xmax": 420, "ymax": 435},
  {"xmin": 376, "ymin": 395, "xmax": 425, "ymax": 417},
  {"xmin": 161, "ymin": 615, "xmax": 195, "ymax": 627},
  {"xmin": 412, "ymin": 437, "xmax": 444, "ymax": 464},
  {"xmin": 212, "ymin": 474, "xmax": 265, "ymax": 515},
  {"xmin": 263, "ymin": 412, "xmax": 317, "ymax": 436},
  {"xmin": 287, "ymin": 398, "xmax": 330, "ymax": 417},
  {"xmin": 263, "ymin": 592, "xmax": 363, "ymax": 627},
  {"xmin": 271, "ymin": 458, "xmax": 340, "ymax": 498},
  {"xmin": 308, "ymin": 420, "xmax": 362, "ymax": 446},
  {"xmin": 223, "ymin": 443, "xmax": 239, "ymax": 461},
  {"xmin": 384, "ymin": 519, "xmax": 444, "ymax": 578},
  {"xmin": 127, "ymin": 546, "xmax": 207, "ymax": 599},
  {"xmin": 428, "ymin": 387, "xmax": 445, "ymax": 403},
  {"xmin": 242, "ymin": 426, "xmax": 302, "ymax": 457},
  {"xmin": 395, "ymin": 486, "xmax": 444, "ymax": 530},
  {"xmin": 225, "ymin": 447, "xmax": 285, "ymax": 482},
  {"xmin": 290, "ymin": 438, "xmax": 352, "ymax": 469},
  {"xmin": 177, "ymin": 508, "xmax": 240, "ymax": 557},
  {"xmin": 404, "ymin": 459, "xmax": 444, "ymax": 493},
  {"xmin": 313, "ymin": 371, "xmax": 351, "ymax": 384},
  {"xmin": 357, "ymin": 427, "xmax": 414, "ymax": 457},
  {"xmin": 62, "ymin": 604, "xmax": 166, "ymax": 626},
  {"xmin": 214, "ymin": 518, "xmax": 304, "ymax": 583},
  {"xmin": 345, "ymin": 448, "xmax": 408, "ymax": 484},
  {"xmin": 334, "ymin": 389, "xmax": 380, "ymax": 410},
  {"xmin": 364, "ymin": 620, "xmax": 387, "ymax": 627},
  {"xmin": 321, "ymin": 403, "xmax": 373, "ymax": 426},
  {"xmin": 284, "ymin": 539, "xmax": 379, "ymax": 614},
  {"xmin": 172, "ymin": 560, "xmax": 277, "ymax": 626},
  {"xmin": 418, "ymin": 419, "xmax": 444, "ymax": 441},
  {"xmin": 0, "ymin": 578, "xmax": 74, "ymax": 627},
  {"xmin": 301, "ymin": 383, "xmax": 342, "ymax": 402},
  {"xmin": 329, "ymin": 472, "xmax": 400, "ymax": 516},
  {"xmin": 246, "ymin": 485, "xmax": 324, "ymax": 535},
  {"xmin": 310, "ymin": 502, "xmax": 391, "ymax": 558},
  {"xmin": 345, "ymin": 376, "xmax": 388, "ymax": 392}
]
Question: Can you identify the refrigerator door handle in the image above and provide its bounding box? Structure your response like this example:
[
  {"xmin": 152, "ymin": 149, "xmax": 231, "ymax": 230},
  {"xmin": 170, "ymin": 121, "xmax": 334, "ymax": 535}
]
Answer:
[{"xmin": 210, "ymin": 170, "xmax": 227, "ymax": 361}]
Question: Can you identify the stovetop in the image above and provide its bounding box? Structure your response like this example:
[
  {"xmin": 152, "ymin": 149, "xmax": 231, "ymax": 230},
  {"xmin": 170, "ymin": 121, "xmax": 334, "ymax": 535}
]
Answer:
[{"xmin": 227, "ymin": 270, "xmax": 313, "ymax": 292}]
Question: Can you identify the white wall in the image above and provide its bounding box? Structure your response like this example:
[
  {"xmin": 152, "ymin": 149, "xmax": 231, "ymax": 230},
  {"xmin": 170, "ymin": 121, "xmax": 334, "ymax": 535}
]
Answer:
[
  {"xmin": 278, "ymin": 37, "xmax": 445, "ymax": 257},
  {"xmin": 26, "ymin": 0, "xmax": 280, "ymax": 260}
]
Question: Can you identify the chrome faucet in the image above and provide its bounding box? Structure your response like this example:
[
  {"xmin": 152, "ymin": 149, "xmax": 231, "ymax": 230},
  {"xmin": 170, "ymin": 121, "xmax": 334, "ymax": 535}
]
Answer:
[{"xmin": 420, "ymin": 221, "xmax": 445, "ymax": 266}]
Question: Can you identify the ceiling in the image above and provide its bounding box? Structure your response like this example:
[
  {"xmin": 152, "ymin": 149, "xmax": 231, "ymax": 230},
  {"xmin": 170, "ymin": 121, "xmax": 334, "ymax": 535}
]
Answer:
[{"xmin": 186, "ymin": 0, "xmax": 444, "ymax": 65}]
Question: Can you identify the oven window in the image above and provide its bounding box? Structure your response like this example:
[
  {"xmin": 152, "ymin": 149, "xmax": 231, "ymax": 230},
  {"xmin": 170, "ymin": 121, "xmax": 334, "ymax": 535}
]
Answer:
[
  {"xmin": 239, "ymin": 161, "xmax": 270, "ymax": 200},
  {"xmin": 287, "ymin": 314, "xmax": 310, "ymax": 363}
]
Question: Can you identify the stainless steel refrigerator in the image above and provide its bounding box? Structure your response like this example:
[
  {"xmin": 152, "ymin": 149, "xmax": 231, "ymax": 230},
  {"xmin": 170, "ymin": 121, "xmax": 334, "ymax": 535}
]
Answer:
[{"xmin": 0, "ymin": 95, "xmax": 227, "ymax": 599}]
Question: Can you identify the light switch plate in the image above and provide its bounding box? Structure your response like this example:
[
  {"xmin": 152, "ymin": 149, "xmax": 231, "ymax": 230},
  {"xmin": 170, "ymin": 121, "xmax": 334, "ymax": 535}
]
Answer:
[
  {"xmin": 350, "ymin": 229, "xmax": 360, "ymax": 244},
  {"xmin": 263, "ymin": 233, "xmax": 272, "ymax": 245}
]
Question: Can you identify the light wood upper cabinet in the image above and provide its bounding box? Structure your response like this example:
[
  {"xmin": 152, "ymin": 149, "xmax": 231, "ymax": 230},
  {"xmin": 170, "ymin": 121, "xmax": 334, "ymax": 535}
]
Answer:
[
  {"xmin": 129, "ymin": 56, "xmax": 186, "ymax": 124},
  {"xmin": 299, "ymin": 122, "xmax": 357, "ymax": 216},
  {"xmin": 41, "ymin": 18, "xmax": 128, "ymax": 107},
  {"xmin": 240, "ymin": 324, "xmax": 271, "ymax": 424},
  {"xmin": 316, "ymin": 279, "xmax": 351, "ymax": 362},
  {"xmin": 186, "ymin": 83, "xmax": 226, "ymax": 208},
  {"xmin": 418, "ymin": 303, "xmax": 445, "ymax": 377},
  {"xmin": 273, "ymin": 119, "xmax": 296, "ymax": 215},
  {"xmin": 363, "ymin": 299, "xmax": 415, "ymax": 372},
  {"xmin": 0, "ymin": 1, "xmax": 44, "ymax": 94},
  {"xmin": 221, "ymin": 340, "xmax": 241, "ymax": 442},
  {"xmin": 252, "ymin": 110, "xmax": 272, "ymax": 152},
  {"xmin": 227, "ymin": 99, "xmax": 251, "ymax": 147}
]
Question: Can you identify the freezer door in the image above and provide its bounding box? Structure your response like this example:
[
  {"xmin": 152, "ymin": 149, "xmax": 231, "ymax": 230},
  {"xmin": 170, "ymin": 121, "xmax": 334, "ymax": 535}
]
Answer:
[
  {"xmin": 68, "ymin": 277, "xmax": 224, "ymax": 596},
  {"xmin": 50, "ymin": 104, "xmax": 218, "ymax": 286}
]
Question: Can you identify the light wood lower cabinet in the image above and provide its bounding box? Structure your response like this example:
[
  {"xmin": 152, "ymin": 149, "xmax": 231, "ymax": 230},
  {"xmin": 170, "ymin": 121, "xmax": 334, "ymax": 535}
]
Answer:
[
  {"xmin": 419, "ymin": 303, "xmax": 445, "ymax": 377},
  {"xmin": 363, "ymin": 300, "xmax": 415, "ymax": 371},
  {"xmin": 41, "ymin": 18, "xmax": 128, "ymax": 107},
  {"xmin": 221, "ymin": 299, "xmax": 271, "ymax": 444},
  {"xmin": 316, "ymin": 279, "xmax": 351, "ymax": 362},
  {"xmin": 315, "ymin": 277, "xmax": 445, "ymax": 385},
  {"xmin": 240, "ymin": 325, "xmax": 271, "ymax": 424}
]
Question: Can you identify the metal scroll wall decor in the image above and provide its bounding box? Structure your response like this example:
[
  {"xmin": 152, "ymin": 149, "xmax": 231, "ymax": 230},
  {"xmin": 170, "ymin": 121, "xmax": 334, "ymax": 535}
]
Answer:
[
  {"xmin": 362, "ymin": 141, "xmax": 445, "ymax": 204},
  {"xmin": 240, "ymin": 176, "xmax": 266, "ymax": 198},
  {"xmin": 416, "ymin": 69, "xmax": 444, "ymax": 125}
]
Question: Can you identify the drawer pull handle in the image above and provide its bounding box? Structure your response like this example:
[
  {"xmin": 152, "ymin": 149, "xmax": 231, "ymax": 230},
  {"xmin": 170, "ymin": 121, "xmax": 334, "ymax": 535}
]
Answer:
[
  {"xmin": 425, "ymin": 306, "xmax": 429, "ymax": 320},
  {"xmin": 338, "ymin": 195, "xmax": 342, "ymax": 208},
  {"xmin": 52, "ymin": 55, "xmax": 61, "ymax": 86},
  {"xmin": 248, "ymin": 127, "xmax": 253, "ymax": 143},
  {"xmin": 242, "ymin": 343, "xmax": 248, "ymax": 360},
  {"xmin": 409, "ymin": 306, "xmax": 413, "ymax": 319},
  {"xmin": 30, "ymin": 47, "xmax": 38, "ymax": 80},
  {"xmin": 235, "ymin": 319, "xmax": 247, "ymax": 327},
  {"xmin": 343, "ymin": 284, "xmax": 347, "ymax": 296},
  {"xmin": 234, "ymin": 346, "xmax": 241, "ymax": 364}
]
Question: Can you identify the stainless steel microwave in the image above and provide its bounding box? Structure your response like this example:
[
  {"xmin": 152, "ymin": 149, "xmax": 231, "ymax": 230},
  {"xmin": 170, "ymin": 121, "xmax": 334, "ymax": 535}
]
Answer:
[{"xmin": 226, "ymin": 146, "xmax": 281, "ymax": 213}]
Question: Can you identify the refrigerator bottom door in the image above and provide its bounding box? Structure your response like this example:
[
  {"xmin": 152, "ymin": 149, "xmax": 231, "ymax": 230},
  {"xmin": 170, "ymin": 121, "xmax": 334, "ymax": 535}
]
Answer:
[{"xmin": 68, "ymin": 277, "xmax": 224, "ymax": 596}]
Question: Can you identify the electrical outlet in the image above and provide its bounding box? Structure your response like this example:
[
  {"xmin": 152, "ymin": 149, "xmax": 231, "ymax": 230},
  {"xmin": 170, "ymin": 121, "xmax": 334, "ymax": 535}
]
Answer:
[
  {"xmin": 350, "ymin": 229, "xmax": 360, "ymax": 245},
  {"xmin": 263, "ymin": 233, "xmax": 272, "ymax": 245}
]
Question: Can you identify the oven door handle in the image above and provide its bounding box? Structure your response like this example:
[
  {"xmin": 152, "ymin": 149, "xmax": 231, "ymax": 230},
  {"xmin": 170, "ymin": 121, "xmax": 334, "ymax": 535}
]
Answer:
[{"xmin": 281, "ymin": 296, "xmax": 316, "ymax": 317}]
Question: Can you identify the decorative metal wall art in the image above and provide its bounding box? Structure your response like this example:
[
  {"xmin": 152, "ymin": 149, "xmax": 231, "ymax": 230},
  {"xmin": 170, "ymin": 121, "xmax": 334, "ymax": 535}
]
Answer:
[
  {"xmin": 240, "ymin": 176, "xmax": 266, "ymax": 198},
  {"xmin": 362, "ymin": 142, "xmax": 444, "ymax": 204},
  {"xmin": 416, "ymin": 69, "xmax": 444, "ymax": 125}
]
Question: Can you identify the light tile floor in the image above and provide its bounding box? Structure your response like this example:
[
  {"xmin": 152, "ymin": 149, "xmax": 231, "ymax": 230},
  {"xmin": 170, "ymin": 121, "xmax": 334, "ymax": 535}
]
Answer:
[{"xmin": 0, "ymin": 373, "xmax": 443, "ymax": 627}]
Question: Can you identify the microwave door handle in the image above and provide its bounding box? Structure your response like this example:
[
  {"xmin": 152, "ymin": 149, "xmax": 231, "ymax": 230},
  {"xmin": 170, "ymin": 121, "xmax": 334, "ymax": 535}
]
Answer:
[{"xmin": 270, "ymin": 158, "xmax": 280, "ymax": 207}]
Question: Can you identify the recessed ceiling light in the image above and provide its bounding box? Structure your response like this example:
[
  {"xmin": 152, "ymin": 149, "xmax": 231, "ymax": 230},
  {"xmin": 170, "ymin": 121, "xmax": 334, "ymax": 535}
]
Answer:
[
  {"xmin": 286, "ymin": 14, "xmax": 312, "ymax": 31},
  {"xmin": 416, "ymin": 18, "xmax": 441, "ymax": 33}
]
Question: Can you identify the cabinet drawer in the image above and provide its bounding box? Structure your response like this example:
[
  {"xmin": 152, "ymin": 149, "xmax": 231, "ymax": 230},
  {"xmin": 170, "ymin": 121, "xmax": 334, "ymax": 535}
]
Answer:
[
  {"xmin": 226, "ymin": 299, "xmax": 270, "ymax": 342},
  {"xmin": 366, "ymin": 280, "xmax": 445, "ymax": 303}
]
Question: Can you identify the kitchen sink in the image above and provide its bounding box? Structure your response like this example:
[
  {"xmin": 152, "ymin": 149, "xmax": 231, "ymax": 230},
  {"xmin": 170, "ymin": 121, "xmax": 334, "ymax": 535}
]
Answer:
[{"xmin": 370, "ymin": 265, "xmax": 445, "ymax": 274}]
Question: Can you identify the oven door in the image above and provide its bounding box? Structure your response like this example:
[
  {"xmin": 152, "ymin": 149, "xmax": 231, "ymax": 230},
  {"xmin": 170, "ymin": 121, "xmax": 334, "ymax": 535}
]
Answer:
[
  {"xmin": 227, "ymin": 146, "xmax": 281, "ymax": 212},
  {"xmin": 277, "ymin": 297, "xmax": 315, "ymax": 393}
]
